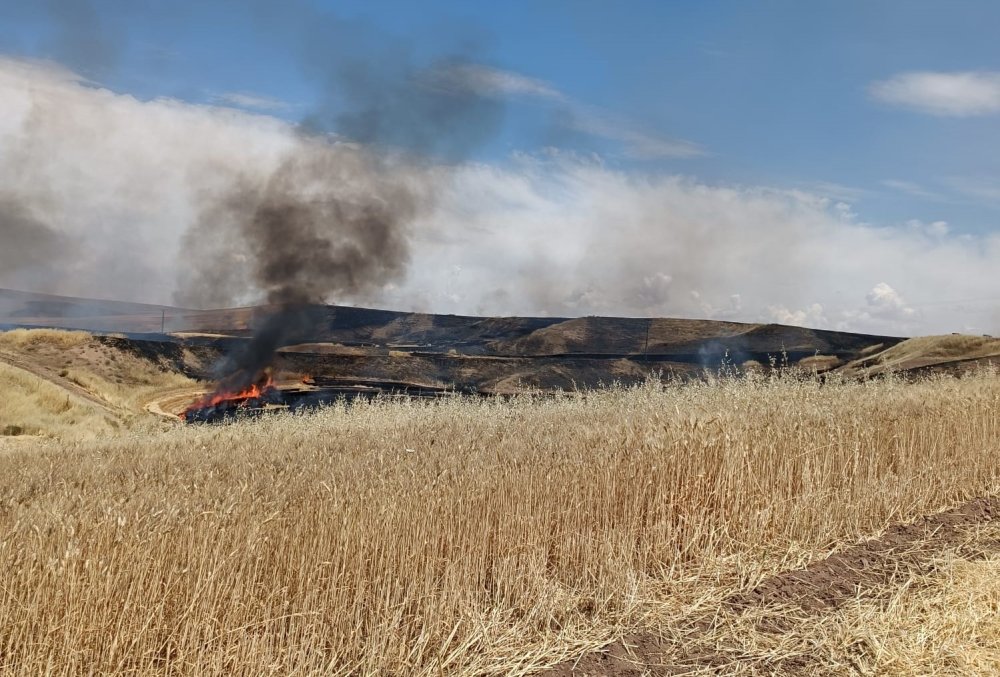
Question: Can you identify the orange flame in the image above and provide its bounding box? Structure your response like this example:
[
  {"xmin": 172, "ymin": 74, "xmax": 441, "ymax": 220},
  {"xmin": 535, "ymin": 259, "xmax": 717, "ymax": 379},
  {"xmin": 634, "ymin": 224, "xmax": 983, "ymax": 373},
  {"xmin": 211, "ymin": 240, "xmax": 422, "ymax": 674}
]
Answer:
[{"xmin": 182, "ymin": 372, "xmax": 276, "ymax": 419}]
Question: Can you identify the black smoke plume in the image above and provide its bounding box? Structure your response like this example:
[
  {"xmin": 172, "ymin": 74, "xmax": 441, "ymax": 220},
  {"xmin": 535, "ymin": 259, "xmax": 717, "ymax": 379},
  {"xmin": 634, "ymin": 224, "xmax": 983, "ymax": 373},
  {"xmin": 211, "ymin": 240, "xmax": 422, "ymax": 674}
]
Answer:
[
  {"xmin": 178, "ymin": 143, "xmax": 424, "ymax": 393},
  {"xmin": 173, "ymin": 6, "xmax": 505, "ymax": 398},
  {"xmin": 309, "ymin": 56, "xmax": 504, "ymax": 162}
]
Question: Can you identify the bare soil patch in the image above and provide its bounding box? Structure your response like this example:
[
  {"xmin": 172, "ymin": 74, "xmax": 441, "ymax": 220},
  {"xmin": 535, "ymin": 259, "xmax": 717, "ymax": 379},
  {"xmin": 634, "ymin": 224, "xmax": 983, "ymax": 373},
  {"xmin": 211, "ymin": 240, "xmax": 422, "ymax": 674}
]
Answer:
[
  {"xmin": 544, "ymin": 496, "xmax": 1000, "ymax": 676},
  {"xmin": 731, "ymin": 496, "xmax": 1000, "ymax": 613}
]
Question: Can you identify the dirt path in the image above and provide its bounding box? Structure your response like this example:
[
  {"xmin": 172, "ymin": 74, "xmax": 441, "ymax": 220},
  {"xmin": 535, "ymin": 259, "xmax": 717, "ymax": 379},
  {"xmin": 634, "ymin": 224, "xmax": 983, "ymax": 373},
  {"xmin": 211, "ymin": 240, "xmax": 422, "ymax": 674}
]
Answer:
[
  {"xmin": 542, "ymin": 496, "xmax": 1000, "ymax": 676},
  {"xmin": 141, "ymin": 385, "xmax": 205, "ymax": 421},
  {"xmin": 0, "ymin": 350, "xmax": 116, "ymax": 415},
  {"xmin": 728, "ymin": 497, "xmax": 999, "ymax": 613},
  {"xmin": 0, "ymin": 349, "xmax": 200, "ymax": 425}
]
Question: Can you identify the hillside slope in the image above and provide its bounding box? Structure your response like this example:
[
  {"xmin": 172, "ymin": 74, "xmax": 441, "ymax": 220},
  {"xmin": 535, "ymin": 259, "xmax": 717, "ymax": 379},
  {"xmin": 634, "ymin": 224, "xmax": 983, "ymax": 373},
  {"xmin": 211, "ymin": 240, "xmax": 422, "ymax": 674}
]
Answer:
[
  {"xmin": 837, "ymin": 334, "xmax": 1000, "ymax": 378},
  {"xmin": 0, "ymin": 329, "xmax": 202, "ymax": 438},
  {"xmin": 3, "ymin": 288, "xmax": 948, "ymax": 425}
]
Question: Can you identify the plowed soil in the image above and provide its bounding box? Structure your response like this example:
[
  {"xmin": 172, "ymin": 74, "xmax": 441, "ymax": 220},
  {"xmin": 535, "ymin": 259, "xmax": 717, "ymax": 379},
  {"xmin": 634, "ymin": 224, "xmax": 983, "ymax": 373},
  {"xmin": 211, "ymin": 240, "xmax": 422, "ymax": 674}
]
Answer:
[{"xmin": 543, "ymin": 496, "xmax": 1000, "ymax": 676}]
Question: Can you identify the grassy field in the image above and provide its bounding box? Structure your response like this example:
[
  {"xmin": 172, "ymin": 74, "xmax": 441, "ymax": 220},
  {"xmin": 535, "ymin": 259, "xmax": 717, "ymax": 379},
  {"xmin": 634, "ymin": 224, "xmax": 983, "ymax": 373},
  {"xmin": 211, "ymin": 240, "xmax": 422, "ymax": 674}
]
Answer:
[
  {"xmin": 0, "ymin": 360, "xmax": 118, "ymax": 438},
  {"xmin": 838, "ymin": 544, "xmax": 1000, "ymax": 674},
  {"xmin": 0, "ymin": 329, "xmax": 195, "ymax": 438},
  {"xmin": 1, "ymin": 369, "xmax": 999, "ymax": 674}
]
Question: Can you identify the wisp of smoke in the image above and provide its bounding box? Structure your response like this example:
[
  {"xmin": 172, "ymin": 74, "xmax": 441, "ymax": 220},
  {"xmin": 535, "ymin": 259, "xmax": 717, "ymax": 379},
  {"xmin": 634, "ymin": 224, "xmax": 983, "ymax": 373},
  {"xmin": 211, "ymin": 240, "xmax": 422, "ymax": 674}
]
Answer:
[{"xmin": 0, "ymin": 194, "xmax": 66, "ymax": 289}]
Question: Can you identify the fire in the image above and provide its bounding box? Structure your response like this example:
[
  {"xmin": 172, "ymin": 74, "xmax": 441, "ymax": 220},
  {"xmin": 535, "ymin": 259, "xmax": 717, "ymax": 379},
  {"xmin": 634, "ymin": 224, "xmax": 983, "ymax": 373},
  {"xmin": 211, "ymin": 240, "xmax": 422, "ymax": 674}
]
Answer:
[{"xmin": 182, "ymin": 371, "xmax": 277, "ymax": 420}]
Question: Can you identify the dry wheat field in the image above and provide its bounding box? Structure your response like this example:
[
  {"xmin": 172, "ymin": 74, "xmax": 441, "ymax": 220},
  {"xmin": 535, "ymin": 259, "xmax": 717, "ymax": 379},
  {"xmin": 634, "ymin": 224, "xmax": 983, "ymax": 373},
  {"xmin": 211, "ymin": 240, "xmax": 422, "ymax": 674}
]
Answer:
[{"xmin": 2, "ymin": 371, "xmax": 1000, "ymax": 674}]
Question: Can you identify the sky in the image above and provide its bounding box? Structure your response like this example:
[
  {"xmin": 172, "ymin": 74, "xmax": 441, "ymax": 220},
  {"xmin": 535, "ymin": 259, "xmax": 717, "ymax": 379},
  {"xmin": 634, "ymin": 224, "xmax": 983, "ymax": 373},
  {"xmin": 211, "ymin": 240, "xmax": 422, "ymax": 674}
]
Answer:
[{"xmin": 0, "ymin": 1, "xmax": 999, "ymax": 335}]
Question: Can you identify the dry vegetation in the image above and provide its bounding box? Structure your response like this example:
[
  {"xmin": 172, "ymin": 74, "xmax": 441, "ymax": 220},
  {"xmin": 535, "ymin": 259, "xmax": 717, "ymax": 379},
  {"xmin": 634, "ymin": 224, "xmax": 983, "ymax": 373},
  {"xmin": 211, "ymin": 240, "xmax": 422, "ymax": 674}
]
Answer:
[
  {"xmin": 61, "ymin": 362, "xmax": 193, "ymax": 413},
  {"xmin": 838, "ymin": 333, "xmax": 1000, "ymax": 377},
  {"xmin": 0, "ymin": 361, "xmax": 118, "ymax": 439},
  {"xmin": 692, "ymin": 521, "xmax": 1000, "ymax": 675},
  {"xmin": 2, "ymin": 369, "xmax": 1000, "ymax": 674},
  {"xmin": 840, "ymin": 546, "xmax": 1000, "ymax": 674},
  {"xmin": 0, "ymin": 327, "xmax": 93, "ymax": 351},
  {"xmin": 880, "ymin": 334, "xmax": 1000, "ymax": 362},
  {"xmin": 0, "ymin": 329, "xmax": 195, "ymax": 437}
]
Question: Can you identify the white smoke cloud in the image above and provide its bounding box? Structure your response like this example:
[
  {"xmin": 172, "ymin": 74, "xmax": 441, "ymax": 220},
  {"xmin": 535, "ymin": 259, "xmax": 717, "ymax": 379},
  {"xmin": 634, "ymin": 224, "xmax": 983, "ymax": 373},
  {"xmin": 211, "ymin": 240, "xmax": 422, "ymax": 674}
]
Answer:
[
  {"xmin": 2, "ymin": 57, "xmax": 1000, "ymax": 336},
  {"xmin": 400, "ymin": 158, "xmax": 1000, "ymax": 335},
  {"xmin": 0, "ymin": 57, "xmax": 296, "ymax": 301}
]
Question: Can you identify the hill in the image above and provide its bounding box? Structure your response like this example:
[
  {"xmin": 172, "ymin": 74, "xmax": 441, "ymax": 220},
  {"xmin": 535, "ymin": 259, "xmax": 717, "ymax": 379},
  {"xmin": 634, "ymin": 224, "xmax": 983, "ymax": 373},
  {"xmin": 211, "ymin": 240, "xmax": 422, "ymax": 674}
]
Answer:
[
  {"xmin": 0, "ymin": 287, "xmax": 941, "ymax": 425},
  {"xmin": 836, "ymin": 334, "xmax": 1000, "ymax": 378},
  {"xmin": 0, "ymin": 287, "xmax": 902, "ymax": 359}
]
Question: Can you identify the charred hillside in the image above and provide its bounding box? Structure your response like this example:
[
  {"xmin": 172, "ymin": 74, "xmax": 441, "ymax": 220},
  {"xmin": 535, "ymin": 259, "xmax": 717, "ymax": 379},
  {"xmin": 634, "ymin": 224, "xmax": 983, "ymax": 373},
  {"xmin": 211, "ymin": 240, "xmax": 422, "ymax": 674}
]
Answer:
[{"xmin": 0, "ymin": 289, "xmax": 909, "ymax": 396}]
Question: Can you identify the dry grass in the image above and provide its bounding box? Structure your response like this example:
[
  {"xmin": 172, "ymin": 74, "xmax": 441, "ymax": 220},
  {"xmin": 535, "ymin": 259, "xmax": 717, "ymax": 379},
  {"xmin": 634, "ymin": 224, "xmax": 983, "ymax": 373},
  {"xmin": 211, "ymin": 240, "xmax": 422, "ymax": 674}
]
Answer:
[
  {"xmin": 825, "ymin": 547, "xmax": 1000, "ymax": 675},
  {"xmin": 1, "ymin": 371, "xmax": 999, "ymax": 674},
  {"xmin": 61, "ymin": 360, "xmax": 193, "ymax": 413},
  {"xmin": 0, "ymin": 328, "xmax": 196, "ymax": 435},
  {"xmin": 891, "ymin": 334, "xmax": 1000, "ymax": 360},
  {"xmin": 0, "ymin": 327, "xmax": 92, "ymax": 350},
  {"xmin": 796, "ymin": 354, "xmax": 842, "ymax": 372},
  {"xmin": 840, "ymin": 334, "xmax": 1000, "ymax": 377},
  {"xmin": 0, "ymin": 362, "xmax": 118, "ymax": 439},
  {"xmin": 693, "ymin": 522, "xmax": 1000, "ymax": 675}
]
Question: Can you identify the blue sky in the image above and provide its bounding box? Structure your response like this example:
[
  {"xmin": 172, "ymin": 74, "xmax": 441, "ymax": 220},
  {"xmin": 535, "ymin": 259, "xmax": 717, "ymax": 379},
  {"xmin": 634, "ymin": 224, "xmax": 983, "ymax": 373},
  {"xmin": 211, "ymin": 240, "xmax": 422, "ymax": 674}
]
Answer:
[
  {"xmin": 3, "ymin": 1, "xmax": 999, "ymax": 230},
  {"xmin": 1, "ymin": 1, "xmax": 999, "ymax": 332}
]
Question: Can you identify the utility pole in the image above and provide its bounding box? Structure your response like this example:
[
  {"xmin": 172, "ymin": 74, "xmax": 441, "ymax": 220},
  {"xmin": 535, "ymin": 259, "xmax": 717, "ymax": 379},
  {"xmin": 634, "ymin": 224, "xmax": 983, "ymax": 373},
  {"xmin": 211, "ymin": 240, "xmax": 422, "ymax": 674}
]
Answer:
[
  {"xmin": 161, "ymin": 309, "xmax": 165, "ymax": 333},
  {"xmin": 643, "ymin": 319, "xmax": 651, "ymax": 361}
]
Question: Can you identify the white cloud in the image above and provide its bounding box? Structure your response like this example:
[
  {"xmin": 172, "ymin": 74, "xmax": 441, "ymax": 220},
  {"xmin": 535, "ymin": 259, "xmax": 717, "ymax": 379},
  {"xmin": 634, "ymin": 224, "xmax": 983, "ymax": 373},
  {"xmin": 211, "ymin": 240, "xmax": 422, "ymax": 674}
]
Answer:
[
  {"xmin": 768, "ymin": 303, "xmax": 828, "ymax": 328},
  {"xmin": 211, "ymin": 91, "xmax": 291, "ymax": 112},
  {"xmin": 3, "ymin": 57, "xmax": 1000, "ymax": 336},
  {"xmin": 437, "ymin": 64, "xmax": 565, "ymax": 101},
  {"xmin": 906, "ymin": 219, "xmax": 950, "ymax": 238},
  {"xmin": 567, "ymin": 109, "xmax": 706, "ymax": 159},
  {"xmin": 882, "ymin": 179, "xmax": 946, "ymax": 201},
  {"xmin": 441, "ymin": 64, "xmax": 704, "ymax": 159},
  {"xmin": 945, "ymin": 176, "xmax": 1000, "ymax": 205},
  {"xmin": 866, "ymin": 282, "xmax": 916, "ymax": 317},
  {"xmin": 826, "ymin": 283, "xmax": 917, "ymax": 334},
  {"xmin": 870, "ymin": 71, "xmax": 1000, "ymax": 116}
]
